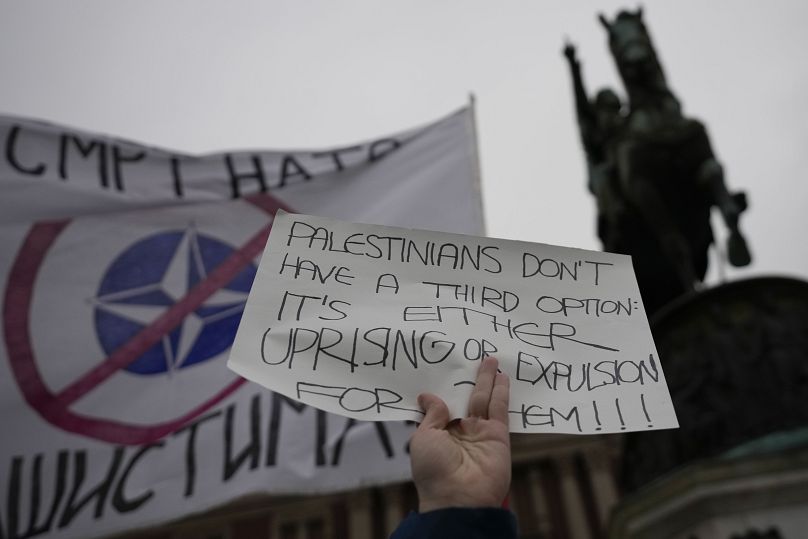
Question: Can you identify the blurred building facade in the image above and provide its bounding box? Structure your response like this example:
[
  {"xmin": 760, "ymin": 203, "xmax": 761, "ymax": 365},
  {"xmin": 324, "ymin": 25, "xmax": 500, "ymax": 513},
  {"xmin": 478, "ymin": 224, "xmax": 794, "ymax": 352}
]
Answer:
[{"xmin": 113, "ymin": 434, "xmax": 622, "ymax": 539}]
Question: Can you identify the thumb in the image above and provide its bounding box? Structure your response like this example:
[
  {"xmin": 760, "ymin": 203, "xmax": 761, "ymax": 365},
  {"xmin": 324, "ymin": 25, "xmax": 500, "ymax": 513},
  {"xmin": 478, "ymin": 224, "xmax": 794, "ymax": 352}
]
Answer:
[{"xmin": 417, "ymin": 393, "xmax": 451, "ymax": 431}]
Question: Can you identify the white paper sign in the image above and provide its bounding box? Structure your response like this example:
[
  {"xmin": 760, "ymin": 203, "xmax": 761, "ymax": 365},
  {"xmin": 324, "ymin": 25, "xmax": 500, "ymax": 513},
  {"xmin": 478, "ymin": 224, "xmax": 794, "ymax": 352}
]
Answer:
[{"xmin": 228, "ymin": 211, "xmax": 679, "ymax": 434}]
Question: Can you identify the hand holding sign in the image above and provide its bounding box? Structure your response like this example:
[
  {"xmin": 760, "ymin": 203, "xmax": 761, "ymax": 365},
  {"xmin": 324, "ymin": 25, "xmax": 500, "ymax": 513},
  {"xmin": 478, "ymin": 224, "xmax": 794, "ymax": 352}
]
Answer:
[
  {"xmin": 227, "ymin": 211, "xmax": 678, "ymax": 434},
  {"xmin": 411, "ymin": 357, "xmax": 511, "ymax": 511}
]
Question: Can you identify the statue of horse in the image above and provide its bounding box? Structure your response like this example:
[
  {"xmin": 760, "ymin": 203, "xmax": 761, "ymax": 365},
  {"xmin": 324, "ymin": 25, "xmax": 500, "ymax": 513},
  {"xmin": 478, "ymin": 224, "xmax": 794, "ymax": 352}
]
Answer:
[{"xmin": 565, "ymin": 8, "xmax": 751, "ymax": 313}]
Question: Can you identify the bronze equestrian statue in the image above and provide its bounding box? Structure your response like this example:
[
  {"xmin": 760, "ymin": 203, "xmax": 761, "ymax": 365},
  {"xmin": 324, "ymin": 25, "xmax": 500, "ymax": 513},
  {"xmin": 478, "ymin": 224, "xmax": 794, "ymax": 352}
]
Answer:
[{"xmin": 564, "ymin": 8, "xmax": 751, "ymax": 314}]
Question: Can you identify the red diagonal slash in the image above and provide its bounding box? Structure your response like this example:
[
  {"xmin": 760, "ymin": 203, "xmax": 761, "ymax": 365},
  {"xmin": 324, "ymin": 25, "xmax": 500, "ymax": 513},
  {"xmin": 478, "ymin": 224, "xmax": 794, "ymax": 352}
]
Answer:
[{"xmin": 4, "ymin": 194, "xmax": 293, "ymax": 444}]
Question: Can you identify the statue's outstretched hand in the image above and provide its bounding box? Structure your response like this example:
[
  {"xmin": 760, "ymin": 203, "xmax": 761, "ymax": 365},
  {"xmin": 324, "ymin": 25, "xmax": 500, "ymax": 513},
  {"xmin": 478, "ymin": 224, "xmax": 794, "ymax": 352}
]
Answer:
[
  {"xmin": 563, "ymin": 40, "xmax": 577, "ymax": 62},
  {"xmin": 409, "ymin": 357, "xmax": 511, "ymax": 512}
]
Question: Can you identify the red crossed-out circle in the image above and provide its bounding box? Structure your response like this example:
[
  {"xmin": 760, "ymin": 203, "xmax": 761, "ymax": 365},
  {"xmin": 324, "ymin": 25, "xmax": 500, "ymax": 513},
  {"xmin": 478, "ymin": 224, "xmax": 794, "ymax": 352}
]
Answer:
[{"xmin": 3, "ymin": 194, "xmax": 291, "ymax": 445}]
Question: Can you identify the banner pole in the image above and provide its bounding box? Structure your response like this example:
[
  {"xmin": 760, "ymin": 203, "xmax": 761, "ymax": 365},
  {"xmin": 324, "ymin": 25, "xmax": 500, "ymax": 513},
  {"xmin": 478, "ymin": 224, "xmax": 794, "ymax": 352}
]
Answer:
[{"xmin": 468, "ymin": 92, "xmax": 487, "ymax": 235}]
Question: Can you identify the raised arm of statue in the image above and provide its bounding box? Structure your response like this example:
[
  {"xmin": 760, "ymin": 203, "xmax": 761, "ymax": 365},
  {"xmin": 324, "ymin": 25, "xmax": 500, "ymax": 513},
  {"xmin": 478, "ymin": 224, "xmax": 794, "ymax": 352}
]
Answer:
[
  {"xmin": 563, "ymin": 41, "xmax": 599, "ymax": 158},
  {"xmin": 563, "ymin": 43, "xmax": 589, "ymax": 116}
]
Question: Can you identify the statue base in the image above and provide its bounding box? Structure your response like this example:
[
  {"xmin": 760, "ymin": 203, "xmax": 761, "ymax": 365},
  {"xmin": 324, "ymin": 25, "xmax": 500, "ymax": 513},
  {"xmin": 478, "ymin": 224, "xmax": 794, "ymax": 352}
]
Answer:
[
  {"xmin": 622, "ymin": 276, "xmax": 808, "ymax": 491},
  {"xmin": 610, "ymin": 433, "xmax": 808, "ymax": 539}
]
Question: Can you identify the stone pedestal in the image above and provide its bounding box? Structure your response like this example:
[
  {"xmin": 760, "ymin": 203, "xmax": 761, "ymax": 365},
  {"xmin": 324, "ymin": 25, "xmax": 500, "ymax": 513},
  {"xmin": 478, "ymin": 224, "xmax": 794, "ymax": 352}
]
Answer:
[{"xmin": 610, "ymin": 435, "xmax": 808, "ymax": 539}]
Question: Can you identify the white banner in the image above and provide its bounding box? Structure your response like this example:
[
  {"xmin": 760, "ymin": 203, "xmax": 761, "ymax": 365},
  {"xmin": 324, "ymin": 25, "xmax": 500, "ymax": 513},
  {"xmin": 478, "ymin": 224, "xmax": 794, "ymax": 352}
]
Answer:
[{"xmin": 0, "ymin": 107, "xmax": 484, "ymax": 539}]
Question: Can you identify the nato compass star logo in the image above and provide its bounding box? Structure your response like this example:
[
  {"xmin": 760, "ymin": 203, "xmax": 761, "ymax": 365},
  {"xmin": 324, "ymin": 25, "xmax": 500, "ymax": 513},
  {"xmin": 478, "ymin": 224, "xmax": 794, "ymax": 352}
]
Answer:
[{"xmin": 91, "ymin": 226, "xmax": 257, "ymax": 375}]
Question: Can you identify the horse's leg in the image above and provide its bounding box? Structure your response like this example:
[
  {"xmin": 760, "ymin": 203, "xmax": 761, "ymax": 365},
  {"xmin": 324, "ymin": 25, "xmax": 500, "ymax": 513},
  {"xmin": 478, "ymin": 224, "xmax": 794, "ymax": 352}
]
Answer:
[
  {"xmin": 634, "ymin": 181, "xmax": 698, "ymax": 290},
  {"xmin": 617, "ymin": 142, "xmax": 698, "ymax": 291},
  {"xmin": 696, "ymin": 158, "xmax": 751, "ymax": 266}
]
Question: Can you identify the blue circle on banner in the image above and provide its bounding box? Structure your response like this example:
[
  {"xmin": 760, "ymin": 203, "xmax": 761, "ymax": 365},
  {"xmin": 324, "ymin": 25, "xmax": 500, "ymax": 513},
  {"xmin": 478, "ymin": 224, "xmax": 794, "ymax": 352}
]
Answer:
[{"xmin": 93, "ymin": 230, "xmax": 257, "ymax": 375}]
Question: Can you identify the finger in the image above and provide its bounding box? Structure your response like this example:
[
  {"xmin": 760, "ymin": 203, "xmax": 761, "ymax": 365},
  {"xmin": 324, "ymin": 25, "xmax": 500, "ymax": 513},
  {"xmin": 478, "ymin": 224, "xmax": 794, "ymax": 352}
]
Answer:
[
  {"xmin": 488, "ymin": 372, "xmax": 510, "ymax": 425},
  {"xmin": 468, "ymin": 356, "xmax": 499, "ymax": 418},
  {"xmin": 417, "ymin": 393, "xmax": 451, "ymax": 431}
]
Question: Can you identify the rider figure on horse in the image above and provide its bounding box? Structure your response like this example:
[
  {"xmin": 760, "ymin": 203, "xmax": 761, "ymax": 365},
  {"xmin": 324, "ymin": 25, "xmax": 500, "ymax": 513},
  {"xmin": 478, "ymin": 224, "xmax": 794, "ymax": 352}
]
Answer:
[{"xmin": 564, "ymin": 8, "xmax": 750, "ymax": 313}]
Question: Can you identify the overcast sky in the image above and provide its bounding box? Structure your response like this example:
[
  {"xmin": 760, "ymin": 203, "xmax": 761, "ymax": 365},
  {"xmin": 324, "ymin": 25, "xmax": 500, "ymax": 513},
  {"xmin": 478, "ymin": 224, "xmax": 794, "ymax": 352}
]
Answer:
[{"xmin": 2, "ymin": 0, "xmax": 806, "ymax": 284}]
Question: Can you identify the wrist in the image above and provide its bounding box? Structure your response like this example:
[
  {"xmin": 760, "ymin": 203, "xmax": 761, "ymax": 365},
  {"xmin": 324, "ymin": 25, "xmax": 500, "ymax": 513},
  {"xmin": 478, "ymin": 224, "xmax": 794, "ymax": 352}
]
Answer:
[{"xmin": 418, "ymin": 492, "xmax": 504, "ymax": 513}]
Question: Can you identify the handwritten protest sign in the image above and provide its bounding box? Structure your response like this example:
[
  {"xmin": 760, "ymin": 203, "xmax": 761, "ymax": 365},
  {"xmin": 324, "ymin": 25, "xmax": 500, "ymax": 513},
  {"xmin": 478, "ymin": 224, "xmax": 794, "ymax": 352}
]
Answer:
[{"xmin": 228, "ymin": 211, "xmax": 678, "ymax": 434}]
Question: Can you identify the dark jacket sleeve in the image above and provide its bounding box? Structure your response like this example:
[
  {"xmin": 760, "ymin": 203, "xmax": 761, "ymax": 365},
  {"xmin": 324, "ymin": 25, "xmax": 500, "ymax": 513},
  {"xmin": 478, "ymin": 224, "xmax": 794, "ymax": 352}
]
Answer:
[{"xmin": 390, "ymin": 507, "xmax": 518, "ymax": 539}]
